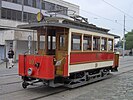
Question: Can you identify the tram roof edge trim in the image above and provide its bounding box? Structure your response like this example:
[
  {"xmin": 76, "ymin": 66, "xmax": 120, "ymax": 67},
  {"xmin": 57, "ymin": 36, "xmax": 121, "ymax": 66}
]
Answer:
[
  {"xmin": 108, "ymin": 33, "xmax": 120, "ymax": 38},
  {"xmin": 17, "ymin": 22, "xmax": 108, "ymax": 33}
]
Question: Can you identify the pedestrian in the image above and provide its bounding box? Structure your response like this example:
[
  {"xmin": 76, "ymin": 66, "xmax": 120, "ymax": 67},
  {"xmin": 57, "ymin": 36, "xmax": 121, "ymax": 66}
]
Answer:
[{"xmin": 8, "ymin": 48, "xmax": 14, "ymax": 69}]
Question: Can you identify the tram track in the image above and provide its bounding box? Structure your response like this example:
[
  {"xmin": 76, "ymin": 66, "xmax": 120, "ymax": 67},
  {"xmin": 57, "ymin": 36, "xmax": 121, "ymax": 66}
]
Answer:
[
  {"xmin": 0, "ymin": 73, "xmax": 18, "ymax": 77},
  {"xmin": 29, "ymin": 64, "xmax": 133, "ymax": 100},
  {"xmin": 0, "ymin": 81, "xmax": 22, "ymax": 86}
]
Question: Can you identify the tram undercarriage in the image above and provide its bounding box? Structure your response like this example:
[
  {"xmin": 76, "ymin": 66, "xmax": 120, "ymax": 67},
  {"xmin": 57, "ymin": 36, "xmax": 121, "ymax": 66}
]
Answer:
[{"xmin": 22, "ymin": 66, "xmax": 113, "ymax": 89}]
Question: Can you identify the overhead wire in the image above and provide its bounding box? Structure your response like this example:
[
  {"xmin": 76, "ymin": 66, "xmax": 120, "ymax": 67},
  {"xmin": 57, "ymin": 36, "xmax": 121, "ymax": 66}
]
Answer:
[
  {"xmin": 80, "ymin": 8, "xmax": 131, "ymax": 32},
  {"xmin": 102, "ymin": 0, "xmax": 133, "ymax": 19}
]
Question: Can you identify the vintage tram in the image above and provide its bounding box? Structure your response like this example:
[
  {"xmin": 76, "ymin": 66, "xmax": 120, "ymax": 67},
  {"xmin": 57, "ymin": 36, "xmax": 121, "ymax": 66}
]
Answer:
[{"xmin": 18, "ymin": 13, "xmax": 119, "ymax": 88}]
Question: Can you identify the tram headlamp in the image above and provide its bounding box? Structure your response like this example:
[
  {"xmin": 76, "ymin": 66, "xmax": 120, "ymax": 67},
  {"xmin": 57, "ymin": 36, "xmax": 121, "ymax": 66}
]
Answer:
[{"xmin": 27, "ymin": 68, "xmax": 33, "ymax": 76}]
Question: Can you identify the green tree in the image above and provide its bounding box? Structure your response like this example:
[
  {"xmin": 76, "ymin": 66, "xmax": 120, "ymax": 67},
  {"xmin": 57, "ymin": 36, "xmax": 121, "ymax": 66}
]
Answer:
[{"xmin": 125, "ymin": 30, "xmax": 133, "ymax": 50}]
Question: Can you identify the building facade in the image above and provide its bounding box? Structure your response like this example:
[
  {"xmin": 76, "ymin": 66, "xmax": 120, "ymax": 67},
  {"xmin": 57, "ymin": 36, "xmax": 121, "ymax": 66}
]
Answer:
[{"xmin": 0, "ymin": 0, "xmax": 79, "ymax": 60}]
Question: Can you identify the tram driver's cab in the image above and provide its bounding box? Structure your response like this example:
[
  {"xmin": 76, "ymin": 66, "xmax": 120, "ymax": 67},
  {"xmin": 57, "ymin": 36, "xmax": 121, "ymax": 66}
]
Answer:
[{"xmin": 37, "ymin": 27, "xmax": 69, "ymax": 76}]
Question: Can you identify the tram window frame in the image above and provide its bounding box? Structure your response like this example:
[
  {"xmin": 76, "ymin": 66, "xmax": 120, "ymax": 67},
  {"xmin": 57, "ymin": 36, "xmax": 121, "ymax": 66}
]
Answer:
[
  {"xmin": 83, "ymin": 35, "xmax": 92, "ymax": 51},
  {"xmin": 93, "ymin": 36, "xmax": 100, "ymax": 51},
  {"xmin": 101, "ymin": 37, "xmax": 107, "ymax": 51},
  {"xmin": 71, "ymin": 33, "xmax": 82, "ymax": 51},
  {"xmin": 108, "ymin": 39, "xmax": 113, "ymax": 51},
  {"xmin": 37, "ymin": 30, "xmax": 45, "ymax": 51}
]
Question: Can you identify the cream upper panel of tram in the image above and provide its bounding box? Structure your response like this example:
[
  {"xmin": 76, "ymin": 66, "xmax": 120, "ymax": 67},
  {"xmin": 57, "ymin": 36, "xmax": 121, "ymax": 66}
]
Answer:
[{"xmin": 69, "ymin": 28, "xmax": 114, "ymax": 39}]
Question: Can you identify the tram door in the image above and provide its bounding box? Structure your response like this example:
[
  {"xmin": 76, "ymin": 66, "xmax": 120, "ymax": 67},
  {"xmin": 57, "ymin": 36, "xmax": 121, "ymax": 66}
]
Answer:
[{"xmin": 55, "ymin": 32, "xmax": 68, "ymax": 76}]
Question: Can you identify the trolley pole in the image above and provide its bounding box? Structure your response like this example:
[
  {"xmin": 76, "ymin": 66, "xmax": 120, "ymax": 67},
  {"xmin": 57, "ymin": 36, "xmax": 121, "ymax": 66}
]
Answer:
[
  {"xmin": 22, "ymin": 0, "xmax": 24, "ymax": 22},
  {"xmin": 122, "ymin": 15, "xmax": 126, "ymax": 58},
  {"xmin": 40, "ymin": 0, "xmax": 42, "ymax": 13}
]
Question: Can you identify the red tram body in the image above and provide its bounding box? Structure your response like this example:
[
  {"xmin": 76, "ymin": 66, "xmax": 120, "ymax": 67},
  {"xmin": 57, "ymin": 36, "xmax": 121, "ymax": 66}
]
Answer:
[{"xmin": 18, "ymin": 14, "xmax": 120, "ymax": 88}]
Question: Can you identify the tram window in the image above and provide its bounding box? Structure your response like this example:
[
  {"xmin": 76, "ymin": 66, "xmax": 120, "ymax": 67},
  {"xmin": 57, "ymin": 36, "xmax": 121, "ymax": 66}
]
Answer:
[
  {"xmin": 83, "ymin": 35, "xmax": 92, "ymax": 51},
  {"xmin": 48, "ymin": 36, "xmax": 51, "ymax": 50},
  {"xmin": 101, "ymin": 38, "xmax": 107, "ymax": 51},
  {"xmin": 52, "ymin": 37, "xmax": 56, "ymax": 49},
  {"xmin": 71, "ymin": 34, "xmax": 81, "ymax": 51},
  {"xmin": 108, "ymin": 39, "xmax": 113, "ymax": 51},
  {"xmin": 39, "ymin": 35, "xmax": 45, "ymax": 49},
  {"xmin": 59, "ymin": 35, "xmax": 65, "ymax": 50},
  {"xmin": 93, "ymin": 36, "xmax": 100, "ymax": 51}
]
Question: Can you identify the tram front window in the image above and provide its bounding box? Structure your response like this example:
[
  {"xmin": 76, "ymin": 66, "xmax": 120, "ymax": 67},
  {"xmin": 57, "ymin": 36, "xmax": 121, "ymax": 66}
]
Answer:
[{"xmin": 37, "ymin": 31, "xmax": 46, "ymax": 55}]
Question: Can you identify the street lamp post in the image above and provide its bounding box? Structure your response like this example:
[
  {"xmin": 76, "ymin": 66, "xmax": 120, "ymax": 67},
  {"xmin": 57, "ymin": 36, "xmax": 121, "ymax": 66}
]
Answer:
[{"xmin": 122, "ymin": 15, "xmax": 126, "ymax": 58}]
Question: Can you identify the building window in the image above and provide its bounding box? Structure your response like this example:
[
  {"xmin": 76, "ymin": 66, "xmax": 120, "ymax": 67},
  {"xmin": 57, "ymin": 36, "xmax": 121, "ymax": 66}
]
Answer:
[
  {"xmin": 56, "ymin": 5, "xmax": 67, "ymax": 15},
  {"xmin": 32, "ymin": 0, "xmax": 36, "ymax": 8},
  {"xmin": 23, "ymin": 12, "xmax": 28, "ymax": 22},
  {"xmin": 17, "ymin": 0, "xmax": 22, "ymax": 4},
  {"xmin": 42, "ymin": 1, "xmax": 45, "ymax": 10},
  {"xmin": 7, "ymin": 9, "xmax": 11, "ymax": 19},
  {"xmin": 1, "ymin": 8, "xmax": 7, "ymax": 18},
  {"xmin": 3, "ymin": 0, "xmax": 22, "ymax": 4},
  {"xmin": 12, "ymin": 10, "xmax": 17, "ymax": 20},
  {"xmin": 93, "ymin": 36, "xmax": 100, "ymax": 50},
  {"xmin": 16, "ymin": 11, "xmax": 22, "ymax": 21},
  {"xmin": 3, "ymin": 0, "xmax": 12, "ymax": 2},
  {"xmin": 71, "ymin": 34, "xmax": 81, "ymax": 51},
  {"xmin": 101, "ymin": 37, "xmax": 107, "ymax": 51},
  {"xmin": 108, "ymin": 39, "xmax": 113, "ymax": 51},
  {"xmin": 45, "ymin": 1, "xmax": 55, "ymax": 11},
  {"xmin": 28, "ymin": 13, "xmax": 31, "ymax": 22},
  {"xmin": 12, "ymin": 0, "xmax": 17, "ymax": 3},
  {"xmin": 24, "ymin": 0, "xmax": 32, "ymax": 6},
  {"xmin": 36, "ymin": 0, "xmax": 40, "ymax": 8},
  {"xmin": 83, "ymin": 35, "xmax": 92, "ymax": 51},
  {"xmin": 24, "ymin": 0, "xmax": 28, "ymax": 6}
]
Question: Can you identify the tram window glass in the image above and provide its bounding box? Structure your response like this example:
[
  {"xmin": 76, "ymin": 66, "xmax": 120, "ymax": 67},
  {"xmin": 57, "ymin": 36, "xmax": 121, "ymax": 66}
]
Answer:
[
  {"xmin": 101, "ymin": 37, "xmax": 107, "ymax": 51},
  {"xmin": 59, "ymin": 35, "xmax": 65, "ymax": 50},
  {"xmin": 93, "ymin": 36, "xmax": 100, "ymax": 50},
  {"xmin": 39, "ymin": 35, "xmax": 45, "ymax": 50},
  {"xmin": 52, "ymin": 37, "xmax": 56, "ymax": 50},
  {"xmin": 83, "ymin": 35, "xmax": 92, "ymax": 50},
  {"xmin": 71, "ymin": 34, "xmax": 81, "ymax": 51},
  {"xmin": 108, "ymin": 39, "xmax": 113, "ymax": 51},
  {"xmin": 48, "ymin": 36, "xmax": 51, "ymax": 50}
]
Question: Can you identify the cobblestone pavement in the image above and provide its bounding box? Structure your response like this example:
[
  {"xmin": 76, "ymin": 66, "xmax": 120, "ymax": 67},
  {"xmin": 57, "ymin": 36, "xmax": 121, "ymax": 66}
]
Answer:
[
  {"xmin": 40, "ymin": 71, "xmax": 133, "ymax": 100},
  {"xmin": 0, "ymin": 56, "xmax": 133, "ymax": 100},
  {"xmin": 72, "ymin": 71, "xmax": 133, "ymax": 100}
]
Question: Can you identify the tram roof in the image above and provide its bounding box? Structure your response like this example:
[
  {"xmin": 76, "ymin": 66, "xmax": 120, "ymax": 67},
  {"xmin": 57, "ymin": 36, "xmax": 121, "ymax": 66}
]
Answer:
[{"xmin": 17, "ymin": 17, "xmax": 120, "ymax": 38}]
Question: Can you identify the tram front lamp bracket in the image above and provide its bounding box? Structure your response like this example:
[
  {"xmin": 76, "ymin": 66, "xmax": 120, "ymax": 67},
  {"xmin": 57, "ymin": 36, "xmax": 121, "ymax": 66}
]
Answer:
[{"xmin": 35, "ymin": 63, "xmax": 40, "ymax": 68}]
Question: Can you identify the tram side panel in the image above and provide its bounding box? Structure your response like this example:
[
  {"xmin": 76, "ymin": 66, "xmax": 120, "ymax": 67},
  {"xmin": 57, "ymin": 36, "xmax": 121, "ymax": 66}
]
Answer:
[{"xmin": 69, "ymin": 52, "xmax": 115, "ymax": 73}]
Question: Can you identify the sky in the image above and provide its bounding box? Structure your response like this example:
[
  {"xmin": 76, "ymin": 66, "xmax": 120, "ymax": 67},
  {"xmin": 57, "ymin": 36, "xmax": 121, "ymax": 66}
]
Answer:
[{"xmin": 64, "ymin": 0, "xmax": 133, "ymax": 38}]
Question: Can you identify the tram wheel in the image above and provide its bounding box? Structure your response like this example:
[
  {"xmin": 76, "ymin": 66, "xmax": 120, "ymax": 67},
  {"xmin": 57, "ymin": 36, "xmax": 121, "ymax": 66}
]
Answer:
[{"xmin": 22, "ymin": 82, "xmax": 28, "ymax": 89}]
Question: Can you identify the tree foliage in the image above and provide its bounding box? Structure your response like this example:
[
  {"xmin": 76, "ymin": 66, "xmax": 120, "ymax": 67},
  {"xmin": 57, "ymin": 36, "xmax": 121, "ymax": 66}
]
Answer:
[{"xmin": 125, "ymin": 30, "xmax": 133, "ymax": 50}]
